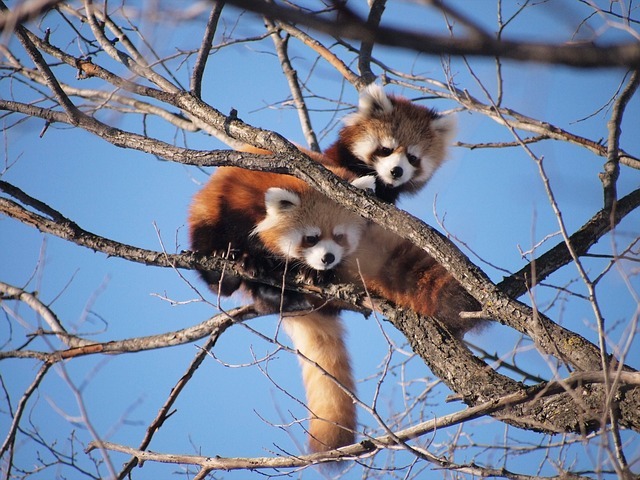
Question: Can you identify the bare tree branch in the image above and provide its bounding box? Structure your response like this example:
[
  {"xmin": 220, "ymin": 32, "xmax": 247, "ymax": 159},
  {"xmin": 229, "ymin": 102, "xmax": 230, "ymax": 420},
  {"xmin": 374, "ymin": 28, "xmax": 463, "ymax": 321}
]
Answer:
[
  {"xmin": 602, "ymin": 70, "xmax": 640, "ymax": 210},
  {"xmin": 190, "ymin": 1, "xmax": 225, "ymax": 98},
  {"xmin": 265, "ymin": 18, "xmax": 320, "ymax": 151},
  {"xmin": 223, "ymin": 0, "xmax": 640, "ymax": 68},
  {"xmin": 89, "ymin": 369, "xmax": 640, "ymax": 473}
]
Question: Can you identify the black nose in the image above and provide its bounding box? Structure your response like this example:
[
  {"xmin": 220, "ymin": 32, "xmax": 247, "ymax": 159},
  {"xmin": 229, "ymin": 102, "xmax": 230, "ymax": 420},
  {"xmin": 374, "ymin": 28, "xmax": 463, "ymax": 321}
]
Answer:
[
  {"xmin": 322, "ymin": 253, "xmax": 336, "ymax": 265},
  {"xmin": 390, "ymin": 166, "xmax": 404, "ymax": 179}
]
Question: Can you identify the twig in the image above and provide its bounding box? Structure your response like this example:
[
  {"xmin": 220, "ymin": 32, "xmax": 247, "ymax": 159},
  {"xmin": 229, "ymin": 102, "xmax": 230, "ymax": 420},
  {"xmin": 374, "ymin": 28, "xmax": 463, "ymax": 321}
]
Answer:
[
  {"xmin": 275, "ymin": 21, "xmax": 360, "ymax": 87},
  {"xmin": 498, "ymin": 187, "xmax": 640, "ymax": 298},
  {"xmin": 0, "ymin": 363, "xmax": 51, "ymax": 458},
  {"xmin": 117, "ymin": 306, "xmax": 249, "ymax": 478},
  {"xmin": 190, "ymin": 1, "xmax": 225, "ymax": 98},
  {"xmin": 601, "ymin": 70, "xmax": 640, "ymax": 210},
  {"xmin": 0, "ymin": 282, "xmax": 91, "ymax": 349},
  {"xmin": 4, "ymin": 1, "xmax": 81, "ymax": 125},
  {"xmin": 82, "ymin": 0, "xmax": 178, "ymax": 93},
  {"xmin": 265, "ymin": 18, "xmax": 320, "ymax": 151}
]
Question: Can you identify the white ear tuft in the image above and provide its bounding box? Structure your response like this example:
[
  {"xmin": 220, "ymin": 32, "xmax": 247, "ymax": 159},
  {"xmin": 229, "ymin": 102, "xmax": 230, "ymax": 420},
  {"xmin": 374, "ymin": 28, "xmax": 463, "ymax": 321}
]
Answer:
[
  {"xmin": 264, "ymin": 188, "xmax": 301, "ymax": 213},
  {"xmin": 351, "ymin": 175, "xmax": 376, "ymax": 191},
  {"xmin": 359, "ymin": 84, "xmax": 393, "ymax": 117},
  {"xmin": 343, "ymin": 84, "xmax": 393, "ymax": 126},
  {"xmin": 432, "ymin": 114, "xmax": 457, "ymax": 146}
]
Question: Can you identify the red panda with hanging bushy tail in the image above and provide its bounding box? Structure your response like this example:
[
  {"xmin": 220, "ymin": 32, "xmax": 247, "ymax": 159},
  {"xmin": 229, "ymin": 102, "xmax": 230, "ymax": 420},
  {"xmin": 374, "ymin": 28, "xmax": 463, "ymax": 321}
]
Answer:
[
  {"xmin": 248, "ymin": 183, "xmax": 489, "ymax": 451},
  {"xmin": 188, "ymin": 167, "xmax": 372, "ymax": 452}
]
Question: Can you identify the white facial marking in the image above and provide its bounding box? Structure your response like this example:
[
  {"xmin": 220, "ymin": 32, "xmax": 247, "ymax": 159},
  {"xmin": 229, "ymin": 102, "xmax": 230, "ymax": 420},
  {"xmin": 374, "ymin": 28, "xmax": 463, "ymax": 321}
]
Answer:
[
  {"xmin": 376, "ymin": 152, "xmax": 415, "ymax": 187},
  {"xmin": 334, "ymin": 224, "xmax": 363, "ymax": 254},
  {"xmin": 276, "ymin": 231, "xmax": 303, "ymax": 258},
  {"xmin": 303, "ymin": 226, "xmax": 321, "ymax": 237},
  {"xmin": 352, "ymin": 136, "xmax": 378, "ymax": 163},
  {"xmin": 303, "ymin": 239, "xmax": 343, "ymax": 270}
]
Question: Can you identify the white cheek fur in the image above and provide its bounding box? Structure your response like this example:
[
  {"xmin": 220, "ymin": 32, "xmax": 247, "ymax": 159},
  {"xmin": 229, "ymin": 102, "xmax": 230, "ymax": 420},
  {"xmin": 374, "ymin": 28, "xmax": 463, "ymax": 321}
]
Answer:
[
  {"xmin": 412, "ymin": 155, "xmax": 442, "ymax": 183},
  {"xmin": 334, "ymin": 224, "xmax": 363, "ymax": 254},
  {"xmin": 352, "ymin": 137, "xmax": 377, "ymax": 163},
  {"xmin": 276, "ymin": 232, "xmax": 302, "ymax": 258}
]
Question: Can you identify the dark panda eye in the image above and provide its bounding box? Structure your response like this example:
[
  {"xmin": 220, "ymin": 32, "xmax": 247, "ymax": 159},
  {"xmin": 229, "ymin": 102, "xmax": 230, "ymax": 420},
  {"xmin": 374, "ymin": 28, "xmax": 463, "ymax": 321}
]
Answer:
[
  {"xmin": 375, "ymin": 147, "xmax": 393, "ymax": 157},
  {"xmin": 303, "ymin": 235, "xmax": 319, "ymax": 247},
  {"xmin": 407, "ymin": 153, "xmax": 420, "ymax": 167},
  {"xmin": 333, "ymin": 233, "xmax": 345, "ymax": 244}
]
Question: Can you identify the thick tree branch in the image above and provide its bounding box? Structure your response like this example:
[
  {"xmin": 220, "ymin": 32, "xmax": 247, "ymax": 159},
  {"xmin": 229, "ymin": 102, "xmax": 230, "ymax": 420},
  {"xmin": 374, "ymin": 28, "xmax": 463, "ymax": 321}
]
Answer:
[
  {"xmin": 223, "ymin": 0, "xmax": 640, "ymax": 68},
  {"xmin": 3, "ymin": 179, "xmax": 640, "ymax": 436},
  {"xmin": 498, "ymin": 187, "xmax": 640, "ymax": 298}
]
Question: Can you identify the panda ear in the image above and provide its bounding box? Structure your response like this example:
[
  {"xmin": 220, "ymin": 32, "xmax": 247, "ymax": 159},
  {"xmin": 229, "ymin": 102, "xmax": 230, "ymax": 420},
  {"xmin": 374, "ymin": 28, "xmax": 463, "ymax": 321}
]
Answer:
[
  {"xmin": 343, "ymin": 84, "xmax": 393, "ymax": 126},
  {"xmin": 358, "ymin": 83, "xmax": 393, "ymax": 117},
  {"xmin": 432, "ymin": 113, "xmax": 457, "ymax": 146},
  {"xmin": 264, "ymin": 188, "xmax": 301, "ymax": 213}
]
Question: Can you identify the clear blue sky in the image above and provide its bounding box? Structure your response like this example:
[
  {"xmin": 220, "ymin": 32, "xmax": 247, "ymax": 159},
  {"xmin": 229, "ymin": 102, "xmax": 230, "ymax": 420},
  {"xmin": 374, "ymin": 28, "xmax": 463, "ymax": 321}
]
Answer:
[{"xmin": 1, "ymin": 1, "xmax": 639, "ymax": 478}]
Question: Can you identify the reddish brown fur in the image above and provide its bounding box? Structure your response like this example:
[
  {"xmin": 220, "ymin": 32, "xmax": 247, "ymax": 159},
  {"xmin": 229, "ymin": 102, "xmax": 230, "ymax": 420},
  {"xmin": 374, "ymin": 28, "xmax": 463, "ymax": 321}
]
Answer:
[{"xmin": 342, "ymin": 225, "xmax": 485, "ymax": 337}]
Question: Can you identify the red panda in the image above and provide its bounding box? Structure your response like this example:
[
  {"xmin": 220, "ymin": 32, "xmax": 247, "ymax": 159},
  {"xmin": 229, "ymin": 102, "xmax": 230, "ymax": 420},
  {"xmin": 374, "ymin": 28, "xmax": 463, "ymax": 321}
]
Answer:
[
  {"xmin": 188, "ymin": 167, "xmax": 371, "ymax": 452},
  {"xmin": 322, "ymin": 84, "xmax": 457, "ymax": 203},
  {"xmin": 188, "ymin": 166, "xmax": 370, "ymax": 313},
  {"xmin": 230, "ymin": 84, "xmax": 456, "ymax": 204}
]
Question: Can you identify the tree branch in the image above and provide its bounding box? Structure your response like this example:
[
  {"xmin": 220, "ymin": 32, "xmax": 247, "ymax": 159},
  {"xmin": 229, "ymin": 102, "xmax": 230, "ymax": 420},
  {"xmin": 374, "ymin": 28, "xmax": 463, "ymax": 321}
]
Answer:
[
  {"xmin": 265, "ymin": 18, "xmax": 320, "ymax": 151},
  {"xmin": 88, "ymin": 369, "xmax": 640, "ymax": 473},
  {"xmin": 602, "ymin": 70, "xmax": 640, "ymax": 210},
  {"xmin": 190, "ymin": 1, "xmax": 225, "ymax": 98},
  {"xmin": 223, "ymin": 0, "xmax": 640, "ymax": 68},
  {"xmin": 498, "ymin": 187, "xmax": 640, "ymax": 298}
]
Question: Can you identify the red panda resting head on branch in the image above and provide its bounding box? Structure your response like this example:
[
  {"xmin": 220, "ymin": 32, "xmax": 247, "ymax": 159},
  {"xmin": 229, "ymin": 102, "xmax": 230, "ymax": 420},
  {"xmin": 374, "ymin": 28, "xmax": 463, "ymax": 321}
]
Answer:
[{"xmin": 188, "ymin": 167, "xmax": 372, "ymax": 453}]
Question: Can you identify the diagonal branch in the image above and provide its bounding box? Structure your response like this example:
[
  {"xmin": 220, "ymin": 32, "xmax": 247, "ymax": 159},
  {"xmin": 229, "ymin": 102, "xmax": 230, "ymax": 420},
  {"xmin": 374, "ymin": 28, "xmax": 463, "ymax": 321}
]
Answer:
[
  {"xmin": 3, "ymin": 181, "xmax": 640, "ymax": 436},
  {"xmin": 265, "ymin": 18, "xmax": 320, "ymax": 151},
  {"xmin": 223, "ymin": 0, "xmax": 640, "ymax": 68},
  {"xmin": 357, "ymin": 0, "xmax": 386, "ymax": 85},
  {"xmin": 4, "ymin": 1, "xmax": 81, "ymax": 125},
  {"xmin": 498, "ymin": 187, "xmax": 640, "ymax": 298}
]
